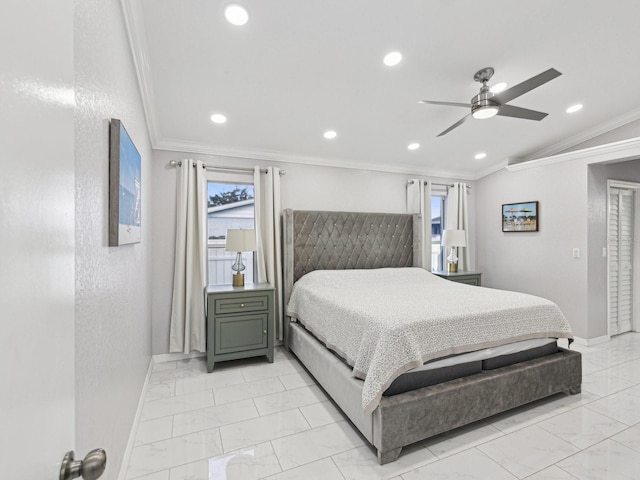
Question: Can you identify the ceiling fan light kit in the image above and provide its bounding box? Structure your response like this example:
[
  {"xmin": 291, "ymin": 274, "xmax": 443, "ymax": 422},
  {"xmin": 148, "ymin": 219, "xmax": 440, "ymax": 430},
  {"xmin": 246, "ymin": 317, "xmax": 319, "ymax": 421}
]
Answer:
[
  {"xmin": 472, "ymin": 104, "xmax": 499, "ymax": 119},
  {"xmin": 421, "ymin": 67, "xmax": 562, "ymax": 136},
  {"xmin": 470, "ymin": 68, "xmax": 499, "ymax": 119}
]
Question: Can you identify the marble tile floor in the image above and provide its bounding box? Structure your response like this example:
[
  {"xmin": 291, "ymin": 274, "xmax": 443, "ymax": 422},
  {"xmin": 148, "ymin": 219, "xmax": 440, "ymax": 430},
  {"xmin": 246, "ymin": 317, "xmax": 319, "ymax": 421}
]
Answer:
[{"xmin": 126, "ymin": 333, "xmax": 640, "ymax": 480}]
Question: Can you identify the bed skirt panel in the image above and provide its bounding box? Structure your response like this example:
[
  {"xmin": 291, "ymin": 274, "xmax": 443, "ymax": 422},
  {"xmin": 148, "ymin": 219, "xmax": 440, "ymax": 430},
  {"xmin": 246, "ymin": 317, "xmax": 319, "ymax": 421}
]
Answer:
[{"xmin": 289, "ymin": 322, "xmax": 373, "ymax": 441}]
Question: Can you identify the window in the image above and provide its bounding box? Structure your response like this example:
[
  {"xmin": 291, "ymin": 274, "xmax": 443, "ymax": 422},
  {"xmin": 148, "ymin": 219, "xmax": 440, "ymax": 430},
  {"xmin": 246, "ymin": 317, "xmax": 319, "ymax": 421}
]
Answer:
[
  {"xmin": 431, "ymin": 194, "xmax": 446, "ymax": 271},
  {"xmin": 206, "ymin": 177, "xmax": 255, "ymax": 286}
]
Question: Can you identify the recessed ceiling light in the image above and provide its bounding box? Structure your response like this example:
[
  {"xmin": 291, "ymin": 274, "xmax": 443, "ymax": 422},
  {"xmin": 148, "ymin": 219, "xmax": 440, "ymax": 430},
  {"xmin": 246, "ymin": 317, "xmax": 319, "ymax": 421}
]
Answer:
[
  {"xmin": 383, "ymin": 51, "xmax": 402, "ymax": 67},
  {"xmin": 474, "ymin": 152, "xmax": 487, "ymax": 160},
  {"xmin": 210, "ymin": 113, "xmax": 227, "ymax": 124},
  {"xmin": 408, "ymin": 143, "xmax": 420, "ymax": 150},
  {"xmin": 323, "ymin": 130, "xmax": 337, "ymax": 139},
  {"xmin": 225, "ymin": 4, "xmax": 249, "ymax": 26},
  {"xmin": 490, "ymin": 82, "xmax": 507, "ymax": 93},
  {"xmin": 566, "ymin": 103, "xmax": 583, "ymax": 113}
]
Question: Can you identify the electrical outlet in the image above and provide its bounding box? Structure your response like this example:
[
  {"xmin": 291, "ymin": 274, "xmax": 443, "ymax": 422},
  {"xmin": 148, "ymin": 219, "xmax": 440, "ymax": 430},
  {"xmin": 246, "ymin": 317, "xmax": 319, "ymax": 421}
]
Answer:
[{"xmin": 572, "ymin": 248, "xmax": 580, "ymax": 259}]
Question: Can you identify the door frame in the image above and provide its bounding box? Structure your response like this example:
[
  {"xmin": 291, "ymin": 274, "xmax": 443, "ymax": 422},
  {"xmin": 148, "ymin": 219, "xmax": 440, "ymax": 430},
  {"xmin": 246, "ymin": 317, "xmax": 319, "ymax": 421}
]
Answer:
[{"xmin": 607, "ymin": 179, "xmax": 640, "ymax": 336}]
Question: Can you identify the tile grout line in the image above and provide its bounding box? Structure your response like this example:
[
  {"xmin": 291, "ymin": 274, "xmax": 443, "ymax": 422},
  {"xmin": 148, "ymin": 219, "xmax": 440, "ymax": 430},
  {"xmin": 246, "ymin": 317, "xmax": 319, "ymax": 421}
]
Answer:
[
  {"xmin": 140, "ymin": 399, "xmax": 332, "ymax": 444},
  {"xmin": 466, "ymin": 447, "xmax": 518, "ymax": 479},
  {"xmin": 329, "ymin": 455, "xmax": 348, "ymax": 480},
  {"xmin": 267, "ymin": 420, "xmax": 364, "ymax": 476},
  {"xmin": 268, "ymin": 439, "xmax": 286, "ymax": 477},
  {"xmin": 125, "ymin": 426, "xmax": 224, "ymax": 480}
]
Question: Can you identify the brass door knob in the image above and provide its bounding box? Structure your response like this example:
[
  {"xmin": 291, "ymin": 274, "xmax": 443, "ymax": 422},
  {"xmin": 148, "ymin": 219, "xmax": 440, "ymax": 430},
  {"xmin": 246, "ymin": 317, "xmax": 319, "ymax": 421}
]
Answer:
[{"xmin": 263, "ymin": 329, "xmax": 267, "ymax": 334}]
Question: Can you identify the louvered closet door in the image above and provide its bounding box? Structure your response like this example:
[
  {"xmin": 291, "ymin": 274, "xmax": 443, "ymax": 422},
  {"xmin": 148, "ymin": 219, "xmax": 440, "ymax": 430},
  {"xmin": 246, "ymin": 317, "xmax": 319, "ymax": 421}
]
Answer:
[{"xmin": 609, "ymin": 187, "xmax": 635, "ymax": 335}]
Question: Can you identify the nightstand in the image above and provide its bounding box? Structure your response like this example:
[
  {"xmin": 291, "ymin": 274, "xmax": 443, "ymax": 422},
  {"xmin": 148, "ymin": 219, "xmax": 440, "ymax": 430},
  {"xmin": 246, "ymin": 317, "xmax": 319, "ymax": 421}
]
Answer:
[
  {"xmin": 432, "ymin": 270, "xmax": 482, "ymax": 286},
  {"xmin": 206, "ymin": 282, "xmax": 275, "ymax": 372}
]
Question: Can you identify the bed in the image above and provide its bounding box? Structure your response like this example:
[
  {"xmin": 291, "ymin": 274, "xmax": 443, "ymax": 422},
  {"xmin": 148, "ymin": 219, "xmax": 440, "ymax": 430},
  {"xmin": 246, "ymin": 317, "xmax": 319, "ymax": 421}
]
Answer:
[{"xmin": 282, "ymin": 209, "xmax": 582, "ymax": 464}]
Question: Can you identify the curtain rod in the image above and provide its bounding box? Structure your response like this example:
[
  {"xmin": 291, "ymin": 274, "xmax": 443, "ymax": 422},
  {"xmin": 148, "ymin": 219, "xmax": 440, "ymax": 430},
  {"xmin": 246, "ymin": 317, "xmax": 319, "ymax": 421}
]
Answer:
[
  {"xmin": 407, "ymin": 180, "xmax": 471, "ymax": 189},
  {"xmin": 169, "ymin": 160, "xmax": 286, "ymax": 175}
]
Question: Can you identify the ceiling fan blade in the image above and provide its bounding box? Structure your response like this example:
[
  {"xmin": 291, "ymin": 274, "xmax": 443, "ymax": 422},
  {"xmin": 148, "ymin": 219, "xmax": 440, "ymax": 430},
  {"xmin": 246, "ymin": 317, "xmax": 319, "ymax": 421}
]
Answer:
[
  {"xmin": 419, "ymin": 100, "xmax": 472, "ymax": 108},
  {"xmin": 437, "ymin": 114, "xmax": 471, "ymax": 137},
  {"xmin": 491, "ymin": 68, "xmax": 562, "ymax": 105},
  {"xmin": 496, "ymin": 104, "xmax": 548, "ymax": 121}
]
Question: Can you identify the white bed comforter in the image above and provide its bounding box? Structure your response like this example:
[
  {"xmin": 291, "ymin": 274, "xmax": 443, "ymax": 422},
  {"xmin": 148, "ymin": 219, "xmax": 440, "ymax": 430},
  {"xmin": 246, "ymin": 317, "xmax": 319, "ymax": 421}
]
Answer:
[{"xmin": 286, "ymin": 268, "xmax": 573, "ymax": 414}]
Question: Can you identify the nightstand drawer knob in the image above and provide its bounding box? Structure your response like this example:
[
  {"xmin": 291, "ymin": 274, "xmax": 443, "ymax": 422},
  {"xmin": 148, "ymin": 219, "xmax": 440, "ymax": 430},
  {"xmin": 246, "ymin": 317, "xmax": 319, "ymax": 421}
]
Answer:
[
  {"xmin": 240, "ymin": 303, "xmax": 245, "ymax": 307},
  {"xmin": 263, "ymin": 329, "xmax": 267, "ymax": 334}
]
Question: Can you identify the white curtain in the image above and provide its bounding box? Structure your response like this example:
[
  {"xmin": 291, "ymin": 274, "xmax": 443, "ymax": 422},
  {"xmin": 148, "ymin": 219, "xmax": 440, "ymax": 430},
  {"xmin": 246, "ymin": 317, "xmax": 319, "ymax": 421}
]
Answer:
[
  {"xmin": 169, "ymin": 159, "xmax": 208, "ymax": 353},
  {"xmin": 445, "ymin": 182, "xmax": 471, "ymax": 271},
  {"xmin": 407, "ymin": 179, "xmax": 432, "ymax": 271},
  {"xmin": 254, "ymin": 167, "xmax": 284, "ymax": 340}
]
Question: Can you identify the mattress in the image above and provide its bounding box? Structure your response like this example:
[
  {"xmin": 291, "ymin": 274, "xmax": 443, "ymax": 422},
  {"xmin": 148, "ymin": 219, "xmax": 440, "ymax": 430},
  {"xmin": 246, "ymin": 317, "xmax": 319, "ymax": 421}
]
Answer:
[
  {"xmin": 287, "ymin": 267, "xmax": 573, "ymax": 413},
  {"xmin": 409, "ymin": 337, "xmax": 558, "ymax": 372},
  {"xmin": 384, "ymin": 338, "xmax": 558, "ymax": 395},
  {"xmin": 307, "ymin": 322, "xmax": 559, "ymax": 396}
]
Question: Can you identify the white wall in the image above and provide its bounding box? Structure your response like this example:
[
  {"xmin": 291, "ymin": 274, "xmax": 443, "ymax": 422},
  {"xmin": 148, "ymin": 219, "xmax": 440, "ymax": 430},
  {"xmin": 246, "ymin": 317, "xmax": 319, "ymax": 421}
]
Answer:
[
  {"xmin": 476, "ymin": 161, "xmax": 589, "ymax": 338},
  {"xmin": 74, "ymin": 0, "xmax": 153, "ymax": 477},
  {"xmin": 0, "ymin": 1, "xmax": 76, "ymax": 477},
  {"xmin": 151, "ymin": 150, "xmax": 476, "ymax": 354},
  {"xmin": 476, "ymin": 117, "xmax": 640, "ymax": 341}
]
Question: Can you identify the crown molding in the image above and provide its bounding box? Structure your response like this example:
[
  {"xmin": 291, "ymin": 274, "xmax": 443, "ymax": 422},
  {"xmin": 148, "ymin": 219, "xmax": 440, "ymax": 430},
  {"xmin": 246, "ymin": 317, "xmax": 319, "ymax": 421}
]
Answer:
[
  {"xmin": 120, "ymin": 0, "xmax": 160, "ymax": 146},
  {"xmin": 521, "ymin": 107, "xmax": 640, "ymax": 162},
  {"xmin": 472, "ymin": 159, "xmax": 510, "ymax": 180},
  {"xmin": 154, "ymin": 138, "xmax": 482, "ymax": 181},
  {"xmin": 506, "ymin": 136, "xmax": 640, "ymax": 172}
]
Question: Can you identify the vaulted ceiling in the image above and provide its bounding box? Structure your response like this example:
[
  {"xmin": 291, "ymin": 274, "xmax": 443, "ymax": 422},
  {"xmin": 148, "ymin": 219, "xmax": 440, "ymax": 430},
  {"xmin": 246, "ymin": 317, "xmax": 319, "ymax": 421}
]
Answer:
[{"xmin": 124, "ymin": 0, "xmax": 640, "ymax": 179}]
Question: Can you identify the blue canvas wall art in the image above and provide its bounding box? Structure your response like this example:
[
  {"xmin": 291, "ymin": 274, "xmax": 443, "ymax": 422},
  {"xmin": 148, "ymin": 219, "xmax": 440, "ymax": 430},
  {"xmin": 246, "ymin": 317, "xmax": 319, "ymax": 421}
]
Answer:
[{"xmin": 109, "ymin": 119, "xmax": 141, "ymax": 245}]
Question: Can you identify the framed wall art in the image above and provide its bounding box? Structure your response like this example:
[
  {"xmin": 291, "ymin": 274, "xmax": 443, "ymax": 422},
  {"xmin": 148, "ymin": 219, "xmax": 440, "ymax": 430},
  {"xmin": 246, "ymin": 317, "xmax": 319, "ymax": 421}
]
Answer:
[
  {"xmin": 502, "ymin": 201, "xmax": 538, "ymax": 232},
  {"xmin": 109, "ymin": 118, "xmax": 142, "ymax": 246}
]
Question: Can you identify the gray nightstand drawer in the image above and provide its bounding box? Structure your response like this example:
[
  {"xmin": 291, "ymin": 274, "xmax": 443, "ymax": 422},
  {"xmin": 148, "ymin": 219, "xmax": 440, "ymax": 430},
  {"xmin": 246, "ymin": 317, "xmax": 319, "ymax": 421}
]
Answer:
[
  {"xmin": 214, "ymin": 313, "xmax": 269, "ymax": 355},
  {"xmin": 432, "ymin": 271, "xmax": 482, "ymax": 286},
  {"xmin": 214, "ymin": 294, "xmax": 269, "ymax": 314}
]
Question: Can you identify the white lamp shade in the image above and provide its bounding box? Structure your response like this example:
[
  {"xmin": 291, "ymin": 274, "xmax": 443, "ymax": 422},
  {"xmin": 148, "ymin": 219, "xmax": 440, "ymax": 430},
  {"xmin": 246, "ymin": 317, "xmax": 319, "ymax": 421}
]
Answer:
[
  {"xmin": 442, "ymin": 229, "xmax": 466, "ymax": 247},
  {"xmin": 225, "ymin": 229, "xmax": 257, "ymax": 252}
]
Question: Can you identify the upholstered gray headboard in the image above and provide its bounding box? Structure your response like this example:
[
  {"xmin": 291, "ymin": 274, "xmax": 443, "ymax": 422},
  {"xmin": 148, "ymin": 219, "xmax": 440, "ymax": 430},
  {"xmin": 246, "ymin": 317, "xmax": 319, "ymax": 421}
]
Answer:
[{"xmin": 282, "ymin": 209, "xmax": 419, "ymax": 312}]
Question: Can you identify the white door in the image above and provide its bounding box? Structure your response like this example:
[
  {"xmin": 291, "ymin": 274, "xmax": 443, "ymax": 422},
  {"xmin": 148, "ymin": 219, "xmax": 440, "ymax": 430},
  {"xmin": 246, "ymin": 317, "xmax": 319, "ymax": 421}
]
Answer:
[
  {"xmin": 608, "ymin": 184, "xmax": 637, "ymax": 335},
  {"xmin": 0, "ymin": 0, "xmax": 77, "ymax": 478}
]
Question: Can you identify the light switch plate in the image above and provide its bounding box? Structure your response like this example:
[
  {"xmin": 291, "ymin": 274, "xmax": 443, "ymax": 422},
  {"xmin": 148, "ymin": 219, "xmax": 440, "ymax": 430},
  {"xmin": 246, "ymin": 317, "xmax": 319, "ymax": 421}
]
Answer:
[{"xmin": 572, "ymin": 248, "xmax": 580, "ymax": 258}]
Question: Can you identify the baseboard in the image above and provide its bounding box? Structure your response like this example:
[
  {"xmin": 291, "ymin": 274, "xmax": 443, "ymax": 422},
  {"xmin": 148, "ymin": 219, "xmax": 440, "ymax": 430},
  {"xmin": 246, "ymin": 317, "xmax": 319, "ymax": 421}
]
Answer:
[
  {"xmin": 573, "ymin": 335, "xmax": 610, "ymax": 346},
  {"xmin": 117, "ymin": 356, "xmax": 154, "ymax": 480},
  {"xmin": 153, "ymin": 345, "xmax": 280, "ymax": 363},
  {"xmin": 153, "ymin": 351, "xmax": 206, "ymax": 364}
]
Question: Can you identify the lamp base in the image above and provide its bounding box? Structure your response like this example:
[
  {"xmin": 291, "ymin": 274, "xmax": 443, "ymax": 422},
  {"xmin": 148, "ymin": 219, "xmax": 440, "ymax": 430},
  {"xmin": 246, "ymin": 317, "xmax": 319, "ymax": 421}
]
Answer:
[
  {"xmin": 232, "ymin": 273, "xmax": 245, "ymax": 287},
  {"xmin": 447, "ymin": 262, "xmax": 458, "ymax": 273}
]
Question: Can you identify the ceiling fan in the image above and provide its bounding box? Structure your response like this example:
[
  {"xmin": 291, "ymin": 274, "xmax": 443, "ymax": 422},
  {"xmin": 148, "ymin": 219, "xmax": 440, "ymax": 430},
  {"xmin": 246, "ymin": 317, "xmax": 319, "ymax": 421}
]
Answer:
[{"xmin": 420, "ymin": 67, "xmax": 562, "ymax": 137}]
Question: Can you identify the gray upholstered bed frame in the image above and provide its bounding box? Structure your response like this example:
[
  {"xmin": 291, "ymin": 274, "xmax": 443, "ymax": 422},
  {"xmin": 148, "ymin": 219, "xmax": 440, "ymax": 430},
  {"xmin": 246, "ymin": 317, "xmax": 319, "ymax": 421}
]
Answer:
[{"xmin": 282, "ymin": 209, "xmax": 582, "ymax": 464}]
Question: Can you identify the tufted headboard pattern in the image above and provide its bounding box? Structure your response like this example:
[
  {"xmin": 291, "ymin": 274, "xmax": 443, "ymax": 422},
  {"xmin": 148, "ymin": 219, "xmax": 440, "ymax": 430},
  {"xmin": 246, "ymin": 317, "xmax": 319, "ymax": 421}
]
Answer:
[{"xmin": 282, "ymin": 209, "xmax": 418, "ymax": 315}]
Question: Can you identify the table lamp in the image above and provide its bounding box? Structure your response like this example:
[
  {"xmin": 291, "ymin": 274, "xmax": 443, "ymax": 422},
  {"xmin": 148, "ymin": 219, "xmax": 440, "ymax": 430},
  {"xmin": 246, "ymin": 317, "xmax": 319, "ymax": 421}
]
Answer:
[
  {"xmin": 225, "ymin": 229, "xmax": 257, "ymax": 286},
  {"xmin": 442, "ymin": 229, "xmax": 466, "ymax": 273}
]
